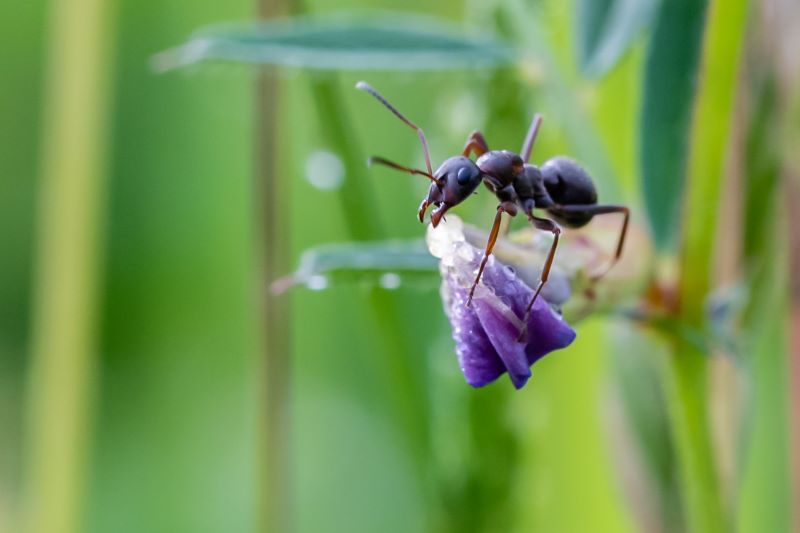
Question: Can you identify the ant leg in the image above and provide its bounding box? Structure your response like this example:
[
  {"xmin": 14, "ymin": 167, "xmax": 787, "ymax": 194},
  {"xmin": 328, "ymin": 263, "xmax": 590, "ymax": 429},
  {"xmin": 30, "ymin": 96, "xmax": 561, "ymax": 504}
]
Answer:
[
  {"xmin": 518, "ymin": 215, "xmax": 561, "ymax": 341},
  {"xmin": 551, "ymin": 204, "xmax": 629, "ymax": 280},
  {"xmin": 467, "ymin": 203, "xmax": 515, "ymax": 305},
  {"xmin": 462, "ymin": 131, "xmax": 489, "ymax": 158},
  {"xmin": 520, "ymin": 113, "xmax": 543, "ymax": 163}
]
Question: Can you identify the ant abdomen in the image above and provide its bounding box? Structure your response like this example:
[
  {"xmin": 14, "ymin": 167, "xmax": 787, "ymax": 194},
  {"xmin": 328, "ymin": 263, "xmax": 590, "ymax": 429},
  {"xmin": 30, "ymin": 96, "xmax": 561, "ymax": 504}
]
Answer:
[{"xmin": 541, "ymin": 157, "xmax": 597, "ymax": 227}]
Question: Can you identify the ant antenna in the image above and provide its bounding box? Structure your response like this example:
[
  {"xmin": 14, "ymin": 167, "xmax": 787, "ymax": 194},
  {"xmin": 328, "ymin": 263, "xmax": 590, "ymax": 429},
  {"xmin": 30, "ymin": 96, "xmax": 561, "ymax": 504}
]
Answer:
[
  {"xmin": 356, "ymin": 81, "xmax": 433, "ymax": 177},
  {"xmin": 520, "ymin": 113, "xmax": 543, "ymax": 164},
  {"xmin": 368, "ymin": 156, "xmax": 437, "ymax": 183}
]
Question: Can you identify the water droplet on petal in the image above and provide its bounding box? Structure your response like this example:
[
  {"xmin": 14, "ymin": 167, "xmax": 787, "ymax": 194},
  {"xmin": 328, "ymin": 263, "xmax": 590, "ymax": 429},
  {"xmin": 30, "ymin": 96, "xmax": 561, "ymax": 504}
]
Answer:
[{"xmin": 305, "ymin": 150, "xmax": 344, "ymax": 190}]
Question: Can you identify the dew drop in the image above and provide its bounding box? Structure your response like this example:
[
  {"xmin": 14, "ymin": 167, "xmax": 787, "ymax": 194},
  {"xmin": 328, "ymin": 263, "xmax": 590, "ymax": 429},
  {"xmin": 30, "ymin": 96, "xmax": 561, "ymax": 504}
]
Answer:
[
  {"xmin": 379, "ymin": 272, "xmax": 402, "ymax": 290},
  {"xmin": 305, "ymin": 150, "xmax": 344, "ymax": 190},
  {"xmin": 306, "ymin": 274, "xmax": 329, "ymax": 291}
]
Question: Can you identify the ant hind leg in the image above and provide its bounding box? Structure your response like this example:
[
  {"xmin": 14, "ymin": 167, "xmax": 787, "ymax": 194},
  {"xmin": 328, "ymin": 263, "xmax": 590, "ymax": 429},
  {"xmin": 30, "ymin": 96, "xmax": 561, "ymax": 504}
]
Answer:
[
  {"xmin": 520, "ymin": 113, "xmax": 543, "ymax": 163},
  {"xmin": 518, "ymin": 215, "xmax": 561, "ymax": 342},
  {"xmin": 549, "ymin": 204, "xmax": 629, "ymax": 281}
]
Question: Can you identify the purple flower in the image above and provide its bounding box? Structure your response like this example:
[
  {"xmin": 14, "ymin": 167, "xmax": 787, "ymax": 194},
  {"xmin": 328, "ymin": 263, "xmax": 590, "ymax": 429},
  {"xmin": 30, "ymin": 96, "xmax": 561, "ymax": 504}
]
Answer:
[{"xmin": 427, "ymin": 216, "xmax": 576, "ymax": 389}]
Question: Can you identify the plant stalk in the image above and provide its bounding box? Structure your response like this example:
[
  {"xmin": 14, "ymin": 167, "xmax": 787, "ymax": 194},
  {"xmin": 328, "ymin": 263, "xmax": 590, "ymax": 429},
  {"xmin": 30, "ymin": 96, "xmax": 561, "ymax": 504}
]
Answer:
[
  {"xmin": 22, "ymin": 0, "xmax": 114, "ymax": 531},
  {"xmin": 669, "ymin": 0, "xmax": 750, "ymax": 531}
]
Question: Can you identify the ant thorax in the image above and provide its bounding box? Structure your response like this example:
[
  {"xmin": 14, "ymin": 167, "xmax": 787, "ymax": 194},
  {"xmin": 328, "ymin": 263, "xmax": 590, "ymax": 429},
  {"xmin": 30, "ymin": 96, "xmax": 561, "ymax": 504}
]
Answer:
[{"xmin": 475, "ymin": 150, "xmax": 525, "ymax": 189}]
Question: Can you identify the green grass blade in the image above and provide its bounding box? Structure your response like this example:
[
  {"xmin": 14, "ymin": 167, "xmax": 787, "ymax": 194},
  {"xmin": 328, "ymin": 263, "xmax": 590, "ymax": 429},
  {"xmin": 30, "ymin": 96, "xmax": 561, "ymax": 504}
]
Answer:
[
  {"xmin": 154, "ymin": 14, "xmax": 515, "ymax": 72},
  {"xmin": 679, "ymin": 0, "xmax": 750, "ymax": 322},
  {"xmin": 640, "ymin": 0, "xmax": 707, "ymax": 250},
  {"xmin": 576, "ymin": 0, "xmax": 658, "ymax": 78},
  {"xmin": 273, "ymin": 239, "xmax": 437, "ymax": 293},
  {"xmin": 576, "ymin": 0, "xmax": 614, "ymax": 71}
]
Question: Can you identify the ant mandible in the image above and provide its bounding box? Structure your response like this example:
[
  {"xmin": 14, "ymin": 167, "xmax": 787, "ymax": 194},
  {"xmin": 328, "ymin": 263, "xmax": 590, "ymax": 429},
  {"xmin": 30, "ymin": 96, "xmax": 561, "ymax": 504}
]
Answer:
[{"xmin": 356, "ymin": 82, "xmax": 630, "ymax": 338}]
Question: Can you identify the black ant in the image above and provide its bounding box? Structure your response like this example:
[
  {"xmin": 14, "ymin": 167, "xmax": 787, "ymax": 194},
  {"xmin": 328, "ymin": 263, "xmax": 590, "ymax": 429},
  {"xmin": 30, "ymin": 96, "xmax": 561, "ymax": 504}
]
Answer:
[{"xmin": 356, "ymin": 82, "xmax": 629, "ymax": 339}]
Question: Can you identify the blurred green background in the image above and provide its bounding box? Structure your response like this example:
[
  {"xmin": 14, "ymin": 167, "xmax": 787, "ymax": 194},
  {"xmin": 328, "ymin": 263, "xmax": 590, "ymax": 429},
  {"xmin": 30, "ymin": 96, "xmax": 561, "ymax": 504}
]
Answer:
[{"xmin": 2, "ymin": 0, "xmax": 798, "ymax": 532}]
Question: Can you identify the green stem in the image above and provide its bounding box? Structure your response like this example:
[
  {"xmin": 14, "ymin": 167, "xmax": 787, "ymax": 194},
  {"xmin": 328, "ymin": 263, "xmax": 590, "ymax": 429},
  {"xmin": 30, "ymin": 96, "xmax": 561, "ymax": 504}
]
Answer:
[
  {"xmin": 670, "ymin": 0, "xmax": 750, "ymax": 531},
  {"xmin": 256, "ymin": 69, "xmax": 293, "ymax": 533},
  {"xmin": 679, "ymin": 0, "xmax": 750, "ymax": 316},
  {"xmin": 23, "ymin": 0, "xmax": 114, "ymax": 531},
  {"xmin": 663, "ymin": 341, "xmax": 725, "ymax": 533}
]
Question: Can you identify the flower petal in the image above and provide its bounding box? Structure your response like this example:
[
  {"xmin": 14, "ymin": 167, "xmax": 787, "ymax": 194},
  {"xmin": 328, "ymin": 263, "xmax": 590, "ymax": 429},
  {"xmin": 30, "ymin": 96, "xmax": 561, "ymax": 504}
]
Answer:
[
  {"xmin": 473, "ymin": 298, "xmax": 531, "ymax": 388},
  {"xmin": 442, "ymin": 284, "xmax": 507, "ymax": 387},
  {"xmin": 429, "ymin": 215, "xmax": 576, "ymax": 388}
]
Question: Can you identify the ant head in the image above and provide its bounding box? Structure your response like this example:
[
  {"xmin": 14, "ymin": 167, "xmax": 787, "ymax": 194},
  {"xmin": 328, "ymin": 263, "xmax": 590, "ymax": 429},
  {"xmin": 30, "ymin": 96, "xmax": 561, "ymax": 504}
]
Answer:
[
  {"xmin": 541, "ymin": 156, "xmax": 598, "ymax": 227},
  {"xmin": 421, "ymin": 156, "xmax": 483, "ymax": 227}
]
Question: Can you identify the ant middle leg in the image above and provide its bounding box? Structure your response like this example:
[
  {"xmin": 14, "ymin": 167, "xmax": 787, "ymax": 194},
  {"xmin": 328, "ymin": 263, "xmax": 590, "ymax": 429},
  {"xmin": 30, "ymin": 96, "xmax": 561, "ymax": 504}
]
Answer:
[{"xmin": 462, "ymin": 131, "xmax": 489, "ymax": 158}]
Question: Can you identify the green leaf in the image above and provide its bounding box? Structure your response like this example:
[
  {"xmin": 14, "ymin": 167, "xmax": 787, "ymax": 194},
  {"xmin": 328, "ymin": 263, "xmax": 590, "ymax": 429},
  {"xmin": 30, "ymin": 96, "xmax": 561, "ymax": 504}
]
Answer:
[
  {"xmin": 272, "ymin": 239, "xmax": 438, "ymax": 293},
  {"xmin": 153, "ymin": 14, "xmax": 515, "ymax": 72},
  {"xmin": 577, "ymin": 0, "xmax": 658, "ymax": 77},
  {"xmin": 639, "ymin": 0, "xmax": 707, "ymax": 250},
  {"xmin": 577, "ymin": 0, "xmax": 614, "ymax": 71},
  {"xmin": 737, "ymin": 71, "xmax": 791, "ymax": 533}
]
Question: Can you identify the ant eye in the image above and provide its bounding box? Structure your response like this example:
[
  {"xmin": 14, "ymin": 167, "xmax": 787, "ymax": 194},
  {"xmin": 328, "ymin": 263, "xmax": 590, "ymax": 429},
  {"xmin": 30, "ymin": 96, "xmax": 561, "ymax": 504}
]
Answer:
[{"xmin": 457, "ymin": 166, "xmax": 474, "ymax": 185}]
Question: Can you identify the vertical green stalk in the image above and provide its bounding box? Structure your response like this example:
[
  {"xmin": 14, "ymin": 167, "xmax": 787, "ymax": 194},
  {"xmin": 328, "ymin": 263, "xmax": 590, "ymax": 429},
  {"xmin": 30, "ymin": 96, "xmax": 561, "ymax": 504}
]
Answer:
[
  {"xmin": 257, "ymin": 68, "xmax": 293, "ymax": 533},
  {"xmin": 680, "ymin": 0, "xmax": 750, "ymax": 312},
  {"xmin": 256, "ymin": 4, "xmax": 290, "ymax": 533},
  {"xmin": 668, "ymin": 0, "xmax": 750, "ymax": 531},
  {"xmin": 23, "ymin": 0, "xmax": 114, "ymax": 532}
]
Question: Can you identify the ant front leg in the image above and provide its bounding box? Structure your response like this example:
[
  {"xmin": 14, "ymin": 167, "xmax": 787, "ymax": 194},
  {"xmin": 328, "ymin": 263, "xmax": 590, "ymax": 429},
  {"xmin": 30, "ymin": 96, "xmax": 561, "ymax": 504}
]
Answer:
[
  {"xmin": 550, "ymin": 204, "xmax": 629, "ymax": 281},
  {"xmin": 462, "ymin": 131, "xmax": 489, "ymax": 158},
  {"xmin": 467, "ymin": 201, "xmax": 517, "ymax": 306},
  {"xmin": 518, "ymin": 215, "xmax": 561, "ymax": 341}
]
